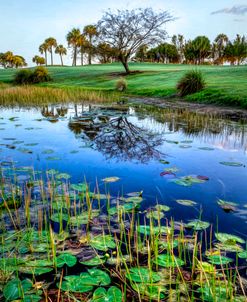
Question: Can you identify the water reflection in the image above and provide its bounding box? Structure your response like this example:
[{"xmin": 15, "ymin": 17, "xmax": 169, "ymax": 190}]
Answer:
[
  {"xmin": 39, "ymin": 104, "xmax": 247, "ymax": 159},
  {"xmin": 68, "ymin": 105, "xmax": 164, "ymax": 162}
]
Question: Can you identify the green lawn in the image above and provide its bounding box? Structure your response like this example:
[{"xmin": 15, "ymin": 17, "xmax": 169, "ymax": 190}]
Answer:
[{"xmin": 0, "ymin": 63, "xmax": 247, "ymax": 106}]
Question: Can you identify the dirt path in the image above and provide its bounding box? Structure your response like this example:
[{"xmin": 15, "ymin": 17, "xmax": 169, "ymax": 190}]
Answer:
[{"xmin": 127, "ymin": 97, "xmax": 247, "ymax": 121}]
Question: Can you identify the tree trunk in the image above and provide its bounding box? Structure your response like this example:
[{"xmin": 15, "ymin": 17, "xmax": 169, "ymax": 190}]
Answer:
[
  {"xmin": 121, "ymin": 60, "xmax": 130, "ymax": 73},
  {"xmin": 45, "ymin": 51, "xmax": 47, "ymax": 66},
  {"xmin": 81, "ymin": 47, "xmax": 84, "ymax": 66},
  {"xmin": 88, "ymin": 37, "xmax": 92, "ymax": 65},
  {"xmin": 51, "ymin": 49, "xmax": 53, "ymax": 66},
  {"xmin": 73, "ymin": 47, "xmax": 77, "ymax": 66},
  {"xmin": 60, "ymin": 55, "xmax": 63, "ymax": 66}
]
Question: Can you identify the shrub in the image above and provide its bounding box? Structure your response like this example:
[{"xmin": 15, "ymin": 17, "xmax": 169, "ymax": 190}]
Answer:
[
  {"xmin": 14, "ymin": 67, "xmax": 52, "ymax": 85},
  {"xmin": 30, "ymin": 66, "xmax": 52, "ymax": 83},
  {"xmin": 14, "ymin": 69, "xmax": 33, "ymax": 85},
  {"xmin": 116, "ymin": 78, "xmax": 127, "ymax": 92},
  {"xmin": 176, "ymin": 70, "xmax": 205, "ymax": 97}
]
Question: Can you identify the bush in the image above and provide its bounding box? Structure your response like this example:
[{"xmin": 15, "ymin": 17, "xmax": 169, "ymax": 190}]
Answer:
[
  {"xmin": 14, "ymin": 67, "xmax": 52, "ymax": 85},
  {"xmin": 116, "ymin": 78, "xmax": 127, "ymax": 92},
  {"xmin": 14, "ymin": 69, "xmax": 33, "ymax": 85},
  {"xmin": 30, "ymin": 66, "xmax": 52, "ymax": 83},
  {"xmin": 176, "ymin": 70, "xmax": 205, "ymax": 97}
]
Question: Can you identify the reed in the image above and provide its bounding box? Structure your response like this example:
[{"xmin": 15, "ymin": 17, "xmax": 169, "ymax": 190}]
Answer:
[{"xmin": 0, "ymin": 85, "xmax": 121, "ymax": 107}]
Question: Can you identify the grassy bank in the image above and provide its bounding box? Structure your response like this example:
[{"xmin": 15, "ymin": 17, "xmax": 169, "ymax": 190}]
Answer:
[
  {"xmin": 0, "ymin": 85, "xmax": 120, "ymax": 107},
  {"xmin": 0, "ymin": 63, "xmax": 247, "ymax": 107}
]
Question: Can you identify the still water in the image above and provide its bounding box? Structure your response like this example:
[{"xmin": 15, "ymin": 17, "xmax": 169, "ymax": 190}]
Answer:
[{"xmin": 0, "ymin": 103, "xmax": 247, "ymax": 236}]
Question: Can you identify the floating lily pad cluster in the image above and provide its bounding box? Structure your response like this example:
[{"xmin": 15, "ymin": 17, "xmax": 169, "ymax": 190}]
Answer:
[{"xmin": 0, "ymin": 164, "xmax": 246, "ymax": 302}]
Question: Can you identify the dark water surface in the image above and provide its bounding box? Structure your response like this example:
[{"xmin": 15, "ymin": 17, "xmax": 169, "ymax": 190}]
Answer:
[{"xmin": 0, "ymin": 103, "xmax": 247, "ymax": 237}]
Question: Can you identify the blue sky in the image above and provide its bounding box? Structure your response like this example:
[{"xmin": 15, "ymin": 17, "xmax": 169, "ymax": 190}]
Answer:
[{"xmin": 0, "ymin": 0, "xmax": 246, "ymax": 65}]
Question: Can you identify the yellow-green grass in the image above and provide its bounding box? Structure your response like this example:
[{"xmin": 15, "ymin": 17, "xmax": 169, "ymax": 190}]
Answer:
[{"xmin": 0, "ymin": 63, "xmax": 247, "ymax": 107}]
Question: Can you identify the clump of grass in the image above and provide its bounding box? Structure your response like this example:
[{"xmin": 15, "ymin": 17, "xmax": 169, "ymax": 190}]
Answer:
[
  {"xmin": 14, "ymin": 66, "xmax": 52, "ymax": 85},
  {"xmin": 116, "ymin": 77, "xmax": 127, "ymax": 92},
  {"xmin": 0, "ymin": 86, "xmax": 120, "ymax": 107},
  {"xmin": 177, "ymin": 70, "xmax": 205, "ymax": 97}
]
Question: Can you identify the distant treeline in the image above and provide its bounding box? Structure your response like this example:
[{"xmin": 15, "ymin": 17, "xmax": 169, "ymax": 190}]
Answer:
[
  {"xmin": 0, "ymin": 8, "xmax": 246, "ymax": 70},
  {"xmin": 136, "ymin": 34, "xmax": 247, "ymax": 65}
]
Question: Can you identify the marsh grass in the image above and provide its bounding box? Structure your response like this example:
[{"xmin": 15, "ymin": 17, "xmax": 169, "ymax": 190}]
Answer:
[
  {"xmin": 0, "ymin": 86, "xmax": 121, "ymax": 107},
  {"xmin": 0, "ymin": 166, "xmax": 246, "ymax": 301}
]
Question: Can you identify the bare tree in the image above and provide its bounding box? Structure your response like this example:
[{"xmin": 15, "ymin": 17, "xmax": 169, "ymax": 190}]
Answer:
[{"xmin": 97, "ymin": 8, "xmax": 174, "ymax": 73}]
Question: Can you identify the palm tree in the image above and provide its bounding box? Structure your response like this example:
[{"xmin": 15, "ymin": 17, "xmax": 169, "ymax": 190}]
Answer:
[
  {"xmin": 55, "ymin": 45, "xmax": 67, "ymax": 66},
  {"xmin": 39, "ymin": 43, "xmax": 49, "ymax": 66},
  {"xmin": 214, "ymin": 34, "xmax": 229, "ymax": 64},
  {"xmin": 32, "ymin": 55, "xmax": 45, "ymax": 66},
  {"xmin": 77, "ymin": 34, "xmax": 88, "ymax": 66},
  {"xmin": 45, "ymin": 37, "xmax": 57, "ymax": 66},
  {"xmin": 66, "ymin": 28, "xmax": 81, "ymax": 66},
  {"xmin": 83, "ymin": 25, "xmax": 98, "ymax": 65}
]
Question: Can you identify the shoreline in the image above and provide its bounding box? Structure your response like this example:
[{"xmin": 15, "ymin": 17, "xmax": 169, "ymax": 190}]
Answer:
[{"xmin": 127, "ymin": 96, "xmax": 247, "ymax": 121}]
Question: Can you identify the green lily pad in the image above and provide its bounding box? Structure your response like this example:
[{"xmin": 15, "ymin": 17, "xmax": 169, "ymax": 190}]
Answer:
[
  {"xmin": 146, "ymin": 210, "xmax": 165, "ymax": 220},
  {"xmin": 126, "ymin": 267, "xmax": 160, "ymax": 283},
  {"xmin": 108, "ymin": 203, "xmax": 137, "ymax": 215},
  {"xmin": 42, "ymin": 149, "xmax": 54, "ymax": 154},
  {"xmin": 56, "ymin": 253, "xmax": 77, "ymax": 268},
  {"xmin": 137, "ymin": 225, "xmax": 171, "ymax": 235},
  {"xmin": 88, "ymin": 268, "xmax": 111, "ymax": 286},
  {"xmin": 126, "ymin": 196, "xmax": 143, "ymax": 203},
  {"xmin": 207, "ymin": 255, "xmax": 233, "ymax": 265},
  {"xmin": 90, "ymin": 234, "xmax": 116, "ymax": 251},
  {"xmin": 91, "ymin": 286, "xmax": 122, "ymax": 302},
  {"xmin": 154, "ymin": 204, "xmax": 170, "ymax": 212},
  {"xmin": 56, "ymin": 173, "xmax": 71, "ymax": 180},
  {"xmin": 238, "ymin": 251, "xmax": 247, "ymax": 259},
  {"xmin": 132, "ymin": 283, "xmax": 166, "ymax": 300},
  {"xmin": 70, "ymin": 183, "xmax": 88, "ymax": 192},
  {"xmin": 219, "ymin": 161, "xmax": 244, "ymax": 167},
  {"xmin": 176, "ymin": 199, "xmax": 197, "ymax": 206},
  {"xmin": 3, "ymin": 278, "xmax": 33, "ymax": 301},
  {"xmin": 50, "ymin": 212, "xmax": 69, "ymax": 223},
  {"xmin": 186, "ymin": 220, "xmax": 210, "ymax": 231},
  {"xmin": 80, "ymin": 255, "xmax": 106, "ymax": 266},
  {"xmin": 58, "ymin": 274, "xmax": 94, "ymax": 293},
  {"xmin": 153, "ymin": 254, "xmax": 184, "ymax": 268},
  {"xmin": 215, "ymin": 233, "xmax": 245, "ymax": 244},
  {"xmin": 172, "ymin": 176, "xmax": 205, "ymax": 187},
  {"xmin": 102, "ymin": 177, "xmax": 120, "ymax": 183}
]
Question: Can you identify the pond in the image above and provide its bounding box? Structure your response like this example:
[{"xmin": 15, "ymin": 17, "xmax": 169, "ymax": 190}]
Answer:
[{"xmin": 0, "ymin": 103, "xmax": 247, "ymax": 301}]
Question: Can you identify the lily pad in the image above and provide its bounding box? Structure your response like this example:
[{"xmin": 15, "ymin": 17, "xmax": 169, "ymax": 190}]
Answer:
[
  {"xmin": 207, "ymin": 255, "xmax": 233, "ymax": 265},
  {"xmin": 176, "ymin": 199, "xmax": 197, "ymax": 206},
  {"xmin": 102, "ymin": 177, "xmax": 120, "ymax": 183},
  {"xmin": 215, "ymin": 233, "xmax": 245, "ymax": 244},
  {"xmin": 172, "ymin": 176, "xmax": 205, "ymax": 187},
  {"xmin": 153, "ymin": 254, "xmax": 185, "ymax": 268},
  {"xmin": 3, "ymin": 278, "xmax": 33, "ymax": 301},
  {"xmin": 80, "ymin": 255, "xmax": 106, "ymax": 266},
  {"xmin": 90, "ymin": 234, "xmax": 116, "ymax": 251},
  {"xmin": 186, "ymin": 220, "xmax": 210, "ymax": 231},
  {"xmin": 91, "ymin": 286, "xmax": 123, "ymax": 302},
  {"xmin": 126, "ymin": 267, "xmax": 160, "ymax": 283},
  {"xmin": 56, "ymin": 253, "xmax": 77, "ymax": 268},
  {"xmin": 219, "ymin": 161, "xmax": 244, "ymax": 167},
  {"xmin": 88, "ymin": 268, "xmax": 111, "ymax": 286}
]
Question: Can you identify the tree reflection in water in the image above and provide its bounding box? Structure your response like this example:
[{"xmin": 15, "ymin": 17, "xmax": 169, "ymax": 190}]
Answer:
[{"xmin": 68, "ymin": 105, "xmax": 164, "ymax": 162}]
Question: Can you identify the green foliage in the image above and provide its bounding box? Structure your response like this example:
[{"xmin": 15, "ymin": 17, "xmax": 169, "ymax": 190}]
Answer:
[
  {"xmin": 31, "ymin": 66, "xmax": 52, "ymax": 83},
  {"xmin": 91, "ymin": 287, "xmax": 123, "ymax": 302},
  {"xmin": 14, "ymin": 67, "xmax": 52, "ymax": 85},
  {"xmin": 177, "ymin": 70, "xmax": 205, "ymax": 97},
  {"xmin": 14, "ymin": 69, "xmax": 33, "ymax": 85}
]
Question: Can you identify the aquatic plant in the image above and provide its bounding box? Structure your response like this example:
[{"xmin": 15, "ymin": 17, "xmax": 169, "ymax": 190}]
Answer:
[{"xmin": 0, "ymin": 165, "xmax": 246, "ymax": 301}]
